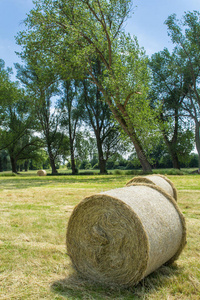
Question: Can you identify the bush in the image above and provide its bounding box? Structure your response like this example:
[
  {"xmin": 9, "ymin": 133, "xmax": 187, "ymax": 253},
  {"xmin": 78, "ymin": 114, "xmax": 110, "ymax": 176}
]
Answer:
[
  {"xmin": 92, "ymin": 163, "xmax": 99, "ymax": 170},
  {"xmin": 113, "ymin": 169, "xmax": 123, "ymax": 175},
  {"xmin": 0, "ymin": 172, "xmax": 17, "ymax": 177},
  {"xmin": 79, "ymin": 160, "xmax": 91, "ymax": 170},
  {"xmin": 125, "ymin": 170, "xmax": 143, "ymax": 176},
  {"xmin": 188, "ymin": 153, "xmax": 199, "ymax": 168},
  {"xmin": 165, "ymin": 169, "xmax": 185, "ymax": 175},
  {"xmin": 153, "ymin": 169, "xmax": 185, "ymax": 175}
]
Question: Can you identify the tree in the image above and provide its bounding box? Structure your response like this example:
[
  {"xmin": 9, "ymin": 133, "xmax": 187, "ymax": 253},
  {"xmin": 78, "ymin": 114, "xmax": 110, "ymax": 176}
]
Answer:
[
  {"xmin": 0, "ymin": 59, "xmax": 45, "ymax": 173},
  {"xmin": 74, "ymin": 130, "xmax": 96, "ymax": 169},
  {"xmin": 59, "ymin": 80, "xmax": 85, "ymax": 174},
  {"xmin": 81, "ymin": 70, "xmax": 124, "ymax": 174},
  {"xmin": 0, "ymin": 59, "xmax": 30, "ymax": 151},
  {"xmin": 0, "ymin": 91, "xmax": 42, "ymax": 173},
  {"xmin": 165, "ymin": 11, "xmax": 200, "ymax": 169},
  {"xmin": 8, "ymin": 134, "xmax": 43, "ymax": 174},
  {"xmin": 15, "ymin": 62, "xmax": 65, "ymax": 174},
  {"xmin": 149, "ymin": 48, "xmax": 193, "ymax": 169},
  {"xmin": 16, "ymin": 0, "xmax": 155, "ymax": 172},
  {"xmin": 29, "ymin": 149, "xmax": 50, "ymax": 170}
]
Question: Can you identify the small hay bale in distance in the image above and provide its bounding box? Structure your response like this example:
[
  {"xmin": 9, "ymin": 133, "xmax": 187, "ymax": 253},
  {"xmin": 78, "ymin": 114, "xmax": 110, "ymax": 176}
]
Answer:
[
  {"xmin": 126, "ymin": 174, "xmax": 177, "ymax": 201},
  {"xmin": 66, "ymin": 184, "xmax": 186, "ymax": 287},
  {"xmin": 37, "ymin": 170, "xmax": 47, "ymax": 176}
]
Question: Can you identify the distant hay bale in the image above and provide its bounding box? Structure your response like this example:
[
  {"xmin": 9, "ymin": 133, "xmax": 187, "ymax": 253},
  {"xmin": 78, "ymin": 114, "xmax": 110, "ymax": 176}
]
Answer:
[
  {"xmin": 37, "ymin": 170, "xmax": 47, "ymax": 176},
  {"xmin": 126, "ymin": 174, "xmax": 177, "ymax": 201},
  {"xmin": 66, "ymin": 184, "xmax": 186, "ymax": 287}
]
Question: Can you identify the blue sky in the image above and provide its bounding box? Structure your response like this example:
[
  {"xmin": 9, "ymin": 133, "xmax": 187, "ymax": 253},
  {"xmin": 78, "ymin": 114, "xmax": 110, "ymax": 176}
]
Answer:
[{"xmin": 0, "ymin": 0, "xmax": 199, "ymax": 79}]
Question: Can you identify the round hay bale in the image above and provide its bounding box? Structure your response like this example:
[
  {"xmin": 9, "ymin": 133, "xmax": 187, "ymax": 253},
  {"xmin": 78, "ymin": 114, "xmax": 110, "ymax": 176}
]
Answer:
[
  {"xmin": 37, "ymin": 170, "xmax": 47, "ymax": 176},
  {"xmin": 66, "ymin": 184, "xmax": 186, "ymax": 287},
  {"xmin": 126, "ymin": 174, "xmax": 177, "ymax": 201}
]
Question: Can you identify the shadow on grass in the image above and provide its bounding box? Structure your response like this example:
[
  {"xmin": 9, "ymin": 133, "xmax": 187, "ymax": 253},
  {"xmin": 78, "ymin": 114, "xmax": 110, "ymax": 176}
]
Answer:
[
  {"xmin": 0, "ymin": 174, "xmax": 131, "ymax": 190},
  {"xmin": 51, "ymin": 264, "xmax": 183, "ymax": 299}
]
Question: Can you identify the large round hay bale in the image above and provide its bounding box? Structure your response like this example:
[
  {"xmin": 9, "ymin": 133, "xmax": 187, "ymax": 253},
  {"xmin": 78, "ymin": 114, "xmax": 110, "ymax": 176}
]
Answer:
[
  {"xmin": 66, "ymin": 184, "xmax": 186, "ymax": 287},
  {"xmin": 126, "ymin": 174, "xmax": 177, "ymax": 200},
  {"xmin": 37, "ymin": 170, "xmax": 47, "ymax": 176}
]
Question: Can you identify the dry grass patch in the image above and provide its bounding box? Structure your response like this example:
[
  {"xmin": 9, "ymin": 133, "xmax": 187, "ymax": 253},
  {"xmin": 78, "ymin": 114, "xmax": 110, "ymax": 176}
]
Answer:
[{"xmin": 0, "ymin": 174, "xmax": 199, "ymax": 299}]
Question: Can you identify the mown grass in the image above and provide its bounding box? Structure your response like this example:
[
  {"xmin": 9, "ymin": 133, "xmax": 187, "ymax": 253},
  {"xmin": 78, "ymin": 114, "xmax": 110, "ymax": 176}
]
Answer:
[{"xmin": 0, "ymin": 172, "xmax": 200, "ymax": 299}]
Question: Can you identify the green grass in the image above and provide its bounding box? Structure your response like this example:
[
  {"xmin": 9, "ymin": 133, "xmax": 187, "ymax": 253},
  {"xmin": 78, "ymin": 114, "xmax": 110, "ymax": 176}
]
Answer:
[{"xmin": 0, "ymin": 172, "xmax": 200, "ymax": 299}]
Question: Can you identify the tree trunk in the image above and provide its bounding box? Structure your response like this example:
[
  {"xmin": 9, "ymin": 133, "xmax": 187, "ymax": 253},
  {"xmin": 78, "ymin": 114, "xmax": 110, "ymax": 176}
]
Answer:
[
  {"xmin": 97, "ymin": 144, "xmax": 107, "ymax": 174},
  {"xmin": 70, "ymin": 148, "xmax": 76, "ymax": 175},
  {"xmin": 170, "ymin": 150, "xmax": 180, "ymax": 169},
  {"xmin": 163, "ymin": 137, "xmax": 180, "ymax": 169},
  {"xmin": 50, "ymin": 158, "xmax": 57, "ymax": 174},
  {"xmin": 50, "ymin": 158, "xmax": 58, "ymax": 174},
  {"xmin": 0, "ymin": 157, "xmax": 3, "ymax": 172},
  {"xmin": 69, "ymin": 139, "xmax": 77, "ymax": 175},
  {"xmin": 99, "ymin": 158, "xmax": 107, "ymax": 174},
  {"xmin": 95, "ymin": 130, "xmax": 107, "ymax": 174},
  {"xmin": 105, "ymin": 100, "xmax": 152, "ymax": 173},
  {"xmin": 48, "ymin": 147, "xmax": 58, "ymax": 174},
  {"xmin": 171, "ymin": 111, "xmax": 180, "ymax": 169},
  {"xmin": 115, "ymin": 118, "xmax": 152, "ymax": 172},
  {"xmin": 160, "ymin": 109, "xmax": 180, "ymax": 169},
  {"xmin": 24, "ymin": 160, "xmax": 29, "ymax": 171},
  {"xmin": 195, "ymin": 120, "xmax": 200, "ymax": 171},
  {"xmin": 131, "ymin": 137, "xmax": 152, "ymax": 172},
  {"xmin": 10, "ymin": 156, "xmax": 18, "ymax": 174}
]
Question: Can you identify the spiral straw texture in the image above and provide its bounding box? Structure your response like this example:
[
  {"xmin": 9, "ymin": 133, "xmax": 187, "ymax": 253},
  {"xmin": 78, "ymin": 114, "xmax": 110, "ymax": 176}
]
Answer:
[{"xmin": 66, "ymin": 184, "xmax": 186, "ymax": 287}]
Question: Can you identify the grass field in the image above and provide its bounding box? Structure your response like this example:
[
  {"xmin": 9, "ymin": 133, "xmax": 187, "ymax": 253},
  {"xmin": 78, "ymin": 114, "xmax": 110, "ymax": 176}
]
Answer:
[{"xmin": 0, "ymin": 172, "xmax": 200, "ymax": 299}]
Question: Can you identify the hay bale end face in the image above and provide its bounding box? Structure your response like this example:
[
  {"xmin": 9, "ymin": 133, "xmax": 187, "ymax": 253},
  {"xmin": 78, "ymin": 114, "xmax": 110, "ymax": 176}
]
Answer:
[
  {"xmin": 126, "ymin": 174, "xmax": 177, "ymax": 201},
  {"xmin": 37, "ymin": 170, "xmax": 47, "ymax": 176},
  {"xmin": 66, "ymin": 184, "xmax": 186, "ymax": 287}
]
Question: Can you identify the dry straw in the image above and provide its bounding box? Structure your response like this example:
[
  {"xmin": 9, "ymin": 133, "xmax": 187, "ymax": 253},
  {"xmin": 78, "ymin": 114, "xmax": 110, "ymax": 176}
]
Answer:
[
  {"xmin": 66, "ymin": 184, "xmax": 186, "ymax": 287},
  {"xmin": 126, "ymin": 174, "xmax": 177, "ymax": 201},
  {"xmin": 37, "ymin": 170, "xmax": 47, "ymax": 176}
]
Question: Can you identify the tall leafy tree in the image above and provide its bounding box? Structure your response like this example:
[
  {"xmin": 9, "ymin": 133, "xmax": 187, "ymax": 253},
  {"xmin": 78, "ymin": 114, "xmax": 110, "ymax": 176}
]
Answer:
[
  {"xmin": 0, "ymin": 59, "xmax": 29, "ymax": 151},
  {"xmin": 165, "ymin": 11, "xmax": 200, "ymax": 168},
  {"xmin": 0, "ymin": 59, "xmax": 43, "ymax": 173},
  {"xmin": 149, "ymin": 48, "xmax": 193, "ymax": 169},
  {"xmin": 81, "ymin": 75, "xmax": 125, "ymax": 174},
  {"xmin": 16, "ymin": 0, "xmax": 155, "ymax": 172},
  {"xmin": 7, "ymin": 133, "xmax": 43, "ymax": 174},
  {"xmin": 59, "ymin": 80, "xmax": 84, "ymax": 175},
  {"xmin": 15, "ymin": 62, "xmax": 64, "ymax": 174},
  {"xmin": 0, "ymin": 90, "xmax": 42, "ymax": 173}
]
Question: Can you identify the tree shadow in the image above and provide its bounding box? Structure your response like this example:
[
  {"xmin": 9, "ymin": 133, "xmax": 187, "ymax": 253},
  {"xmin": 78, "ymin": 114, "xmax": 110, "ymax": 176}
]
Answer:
[
  {"xmin": 0, "ymin": 174, "xmax": 129, "ymax": 190},
  {"xmin": 51, "ymin": 264, "xmax": 183, "ymax": 299}
]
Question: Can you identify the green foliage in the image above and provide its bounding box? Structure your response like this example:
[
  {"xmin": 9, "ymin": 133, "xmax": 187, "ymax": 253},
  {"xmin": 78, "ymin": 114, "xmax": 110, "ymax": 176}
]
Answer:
[
  {"xmin": 15, "ymin": 62, "xmax": 68, "ymax": 174},
  {"xmin": 165, "ymin": 11, "xmax": 200, "ymax": 167},
  {"xmin": 0, "ymin": 59, "xmax": 17, "ymax": 107},
  {"xmin": 0, "ymin": 65, "xmax": 43, "ymax": 172},
  {"xmin": 28, "ymin": 149, "xmax": 50, "ymax": 170},
  {"xmin": 0, "ymin": 172, "xmax": 17, "ymax": 177},
  {"xmin": 149, "ymin": 45, "xmax": 195, "ymax": 169},
  {"xmin": 11, "ymin": 4, "xmax": 200, "ymax": 172},
  {"xmin": 176, "ymin": 129, "xmax": 194, "ymax": 163},
  {"xmin": 16, "ymin": 0, "xmax": 155, "ymax": 171},
  {"xmin": 79, "ymin": 160, "xmax": 92, "ymax": 170},
  {"xmin": 0, "ymin": 150, "xmax": 11, "ymax": 172}
]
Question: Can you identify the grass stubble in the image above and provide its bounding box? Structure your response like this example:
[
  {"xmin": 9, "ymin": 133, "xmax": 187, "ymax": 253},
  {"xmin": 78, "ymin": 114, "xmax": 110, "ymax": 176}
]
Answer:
[{"xmin": 0, "ymin": 173, "xmax": 199, "ymax": 299}]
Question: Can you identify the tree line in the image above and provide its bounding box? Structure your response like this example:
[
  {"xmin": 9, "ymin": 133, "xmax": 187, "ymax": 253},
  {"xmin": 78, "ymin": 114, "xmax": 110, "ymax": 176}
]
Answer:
[{"xmin": 0, "ymin": 1, "xmax": 200, "ymax": 174}]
